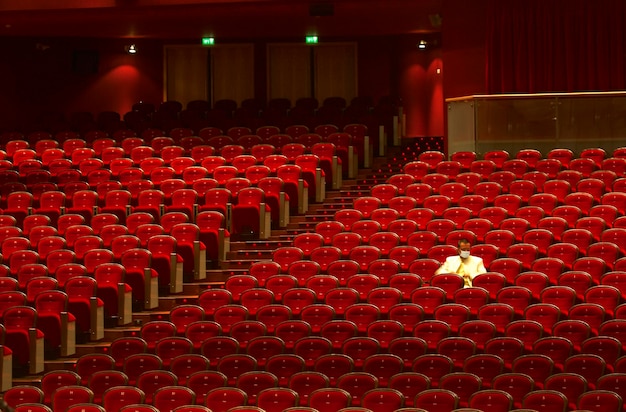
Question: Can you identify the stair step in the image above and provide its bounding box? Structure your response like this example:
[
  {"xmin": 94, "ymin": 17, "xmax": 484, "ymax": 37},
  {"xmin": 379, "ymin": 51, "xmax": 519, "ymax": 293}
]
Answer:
[
  {"xmin": 229, "ymin": 240, "xmax": 291, "ymax": 251},
  {"xmin": 324, "ymin": 196, "xmax": 358, "ymax": 203},
  {"xmin": 306, "ymin": 207, "xmax": 346, "ymax": 216},
  {"xmin": 132, "ymin": 310, "xmax": 171, "ymax": 326},
  {"xmin": 183, "ymin": 281, "xmax": 223, "ymax": 294},
  {"xmin": 104, "ymin": 326, "xmax": 141, "ymax": 341},
  {"xmin": 273, "ymin": 228, "xmax": 315, "ymax": 237},
  {"xmin": 206, "ymin": 268, "xmax": 248, "ymax": 277},
  {"xmin": 287, "ymin": 223, "xmax": 322, "ymax": 232},
  {"xmin": 166, "ymin": 293, "xmax": 202, "ymax": 305},
  {"xmin": 219, "ymin": 260, "xmax": 256, "ymax": 270},
  {"xmin": 75, "ymin": 342, "xmax": 110, "ymax": 357},
  {"xmin": 227, "ymin": 251, "xmax": 273, "ymax": 261},
  {"xmin": 44, "ymin": 359, "xmax": 77, "ymax": 372}
]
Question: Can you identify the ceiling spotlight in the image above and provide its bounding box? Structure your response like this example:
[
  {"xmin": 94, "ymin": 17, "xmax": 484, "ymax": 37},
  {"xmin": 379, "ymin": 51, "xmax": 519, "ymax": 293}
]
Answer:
[
  {"xmin": 125, "ymin": 44, "xmax": 137, "ymax": 54},
  {"xmin": 418, "ymin": 40, "xmax": 427, "ymax": 50}
]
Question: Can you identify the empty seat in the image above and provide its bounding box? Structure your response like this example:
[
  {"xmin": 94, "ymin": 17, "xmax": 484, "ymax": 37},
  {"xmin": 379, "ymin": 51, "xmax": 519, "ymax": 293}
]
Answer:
[
  {"xmin": 585, "ymin": 284, "xmax": 621, "ymax": 319},
  {"xmin": 360, "ymin": 388, "xmax": 405, "ymax": 411},
  {"xmin": 3, "ymin": 385, "xmax": 44, "ymax": 410},
  {"xmin": 521, "ymin": 389, "xmax": 568, "ymax": 412},
  {"xmin": 414, "ymin": 388, "xmax": 460, "ymax": 411},
  {"xmin": 287, "ymin": 371, "xmax": 329, "ymax": 407},
  {"xmin": 307, "ymin": 388, "xmax": 351, "ymax": 412},
  {"xmin": 577, "ymin": 389, "xmax": 623, "ymax": 412},
  {"xmin": 552, "ymin": 319, "xmax": 592, "ymax": 353},
  {"xmin": 293, "ymin": 336, "xmax": 333, "ymax": 369},
  {"xmin": 51, "ymin": 386, "xmax": 94, "ymax": 412},
  {"xmin": 341, "ymin": 336, "xmax": 381, "ymax": 371},
  {"xmin": 362, "ymin": 353, "xmax": 404, "ymax": 387}
]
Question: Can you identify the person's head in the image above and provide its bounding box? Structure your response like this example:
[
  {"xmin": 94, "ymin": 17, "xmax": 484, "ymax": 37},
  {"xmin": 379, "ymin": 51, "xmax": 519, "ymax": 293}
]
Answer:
[{"xmin": 458, "ymin": 238, "xmax": 471, "ymax": 259}]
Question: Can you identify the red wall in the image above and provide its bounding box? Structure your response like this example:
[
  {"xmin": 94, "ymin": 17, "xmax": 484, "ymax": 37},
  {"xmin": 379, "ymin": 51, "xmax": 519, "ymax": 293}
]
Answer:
[
  {"xmin": 441, "ymin": 0, "xmax": 488, "ymax": 99},
  {"xmin": 395, "ymin": 35, "xmax": 444, "ymax": 138},
  {"xmin": 67, "ymin": 41, "xmax": 164, "ymax": 118},
  {"xmin": 438, "ymin": 0, "xmax": 488, "ymax": 153}
]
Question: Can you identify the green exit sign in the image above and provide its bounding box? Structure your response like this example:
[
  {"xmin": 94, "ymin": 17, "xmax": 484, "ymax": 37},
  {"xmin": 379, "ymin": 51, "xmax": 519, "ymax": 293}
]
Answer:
[
  {"xmin": 202, "ymin": 37, "xmax": 215, "ymax": 46},
  {"xmin": 305, "ymin": 36, "xmax": 319, "ymax": 44}
]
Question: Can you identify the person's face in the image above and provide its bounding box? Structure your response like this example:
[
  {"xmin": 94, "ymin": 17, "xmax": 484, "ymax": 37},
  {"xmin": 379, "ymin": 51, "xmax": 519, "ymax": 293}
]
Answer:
[{"xmin": 459, "ymin": 242, "xmax": 471, "ymax": 258}]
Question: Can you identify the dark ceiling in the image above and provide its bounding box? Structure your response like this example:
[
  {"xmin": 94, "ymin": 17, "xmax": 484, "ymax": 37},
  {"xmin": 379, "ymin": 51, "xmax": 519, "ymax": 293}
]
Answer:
[{"xmin": 0, "ymin": 0, "xmax": 442, "ymax": 40}]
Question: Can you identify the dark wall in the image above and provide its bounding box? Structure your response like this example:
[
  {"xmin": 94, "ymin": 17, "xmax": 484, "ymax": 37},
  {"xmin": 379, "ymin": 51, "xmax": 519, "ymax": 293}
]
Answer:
[
  {"xmin": 0, "ymin": 37, "xmax": 163, "ymax": 133},
  {"xmin": 0, "ymin": 34, "xmax": 444, "ymax": 137}
]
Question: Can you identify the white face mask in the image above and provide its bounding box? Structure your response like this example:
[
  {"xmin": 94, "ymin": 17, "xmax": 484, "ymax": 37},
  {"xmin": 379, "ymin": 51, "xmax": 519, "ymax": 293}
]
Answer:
[{"xmin": 459, "ymin": 250, "xmax": 470, "ymax": 259}]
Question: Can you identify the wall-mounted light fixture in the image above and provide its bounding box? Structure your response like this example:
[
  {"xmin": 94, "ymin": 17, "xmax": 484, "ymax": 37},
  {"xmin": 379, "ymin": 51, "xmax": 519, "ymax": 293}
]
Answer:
[
  {"xmin": 417, "ymin": 40, "xmax": 428, "ymax": 50},
  {"xmin": 125, "ymin": 44, "xmax": 137, "ymax": 54}
]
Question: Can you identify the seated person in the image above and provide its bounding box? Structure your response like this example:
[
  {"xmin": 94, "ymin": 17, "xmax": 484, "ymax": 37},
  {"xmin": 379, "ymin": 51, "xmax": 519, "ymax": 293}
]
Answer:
[{"xmin": 435, "ymin": 238, "xmax": 486, "ymax": 287}]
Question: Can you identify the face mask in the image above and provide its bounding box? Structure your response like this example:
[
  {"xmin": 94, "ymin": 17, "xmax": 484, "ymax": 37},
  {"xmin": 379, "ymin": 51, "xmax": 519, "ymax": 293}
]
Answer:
[{"xmin": 460, "ymin": 250, "xmax": 470, "ymax": 259}]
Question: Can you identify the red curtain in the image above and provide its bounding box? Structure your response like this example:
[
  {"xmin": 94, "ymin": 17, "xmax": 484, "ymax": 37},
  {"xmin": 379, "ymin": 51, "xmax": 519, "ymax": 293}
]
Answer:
[{"xmin": 486, "ymin": 0, "xmax": 626, "ymax": 93}]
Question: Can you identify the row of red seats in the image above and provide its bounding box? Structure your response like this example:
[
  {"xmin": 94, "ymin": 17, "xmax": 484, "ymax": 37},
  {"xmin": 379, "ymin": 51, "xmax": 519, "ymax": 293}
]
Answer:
[
  {"xmin": 2, "ymin": 121, "xmax": 355, "ymax": 165},
  {"xmin": 5, "ymin": 380, "xmax": 522, "ymax": 412},
  {"xmin": 290, "ymin": 216, "xmax": 626, "ymax": 266},
  {"xmin": 405, "ymin": 147, "xmax": 626, "ymax": 192},
  {"xmin": 432, "ymin": 146, "xmax": 626, "ymax": 171},
  {"xmin": 0, "ymin": 212, "xmax": 195, "ymax": 276},
  {"xmin": 194, "ymin": 281, "xmax": 626, "ymax": 349},
  {"xmin": 222, "ymin": 256, "xmax": 626, "ymax": 338},
  {"xmin": 362, "ymin": 175, "xmax": 626, "ymax": 215},
  {"xmin": 0, "ymin": 207, "xmax": 226, "ymax": 270},
  {"xmin": 306, "ymin": 207, "xmax": 625, "ymax": 250},
  {"xmin": 363, "ymin": 178, "xmax": 626, "ymax": 215},
  {"xmin": 2, "ymin": 122, "xmax": 367, "ymax": 168},
  {"xmin": 0, "ymin": 174, "xmax": 282, "ymax": 234},
  {"xmin": 0, "ymin": 145, "xmax": 329, "ymax": 213},
  {"xmin": 218, "ymin": 270, "xmax": 626, "ymax": 327},
  {"xmin": 261, "ymin": 238, "xmax": 624, "ymax": 296},
  {"xmin": 135, "ymin": 297, "xmax": 626, "ymax": 365},
  {"xmin": 3, "ymin": 131, "xmax": 351, "ymax": 168},
  {"xmin": 5, "ymin": 386, "xmax": 622, "ymax": 412},
  {"xmin": 7, "ymin": 333, "xmax": 625, "ymax": 411}
]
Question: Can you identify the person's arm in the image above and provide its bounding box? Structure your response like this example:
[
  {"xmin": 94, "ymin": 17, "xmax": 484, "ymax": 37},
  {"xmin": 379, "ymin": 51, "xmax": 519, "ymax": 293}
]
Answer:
[
  {"xmin": 435, "ymin": 258, "xmax": 450, "ymax": 275},
  {"xmin": 477, "ymin": 257, "xmax": 486, "ymax": 274}
]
